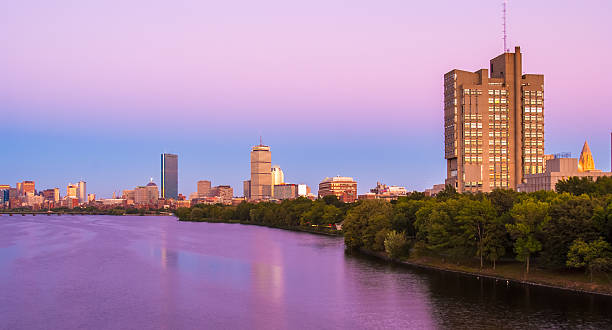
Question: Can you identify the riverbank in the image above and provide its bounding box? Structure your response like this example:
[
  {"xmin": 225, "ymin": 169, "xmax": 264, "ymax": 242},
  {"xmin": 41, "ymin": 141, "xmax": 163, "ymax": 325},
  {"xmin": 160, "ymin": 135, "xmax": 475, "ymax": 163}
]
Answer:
[
  {"xmin": 178, "ymin": 218, "xmax": 342, "ymax": 237},
  {"xmin": 358, "ymin": 249, "xmax": 612, "ymax": 297}
]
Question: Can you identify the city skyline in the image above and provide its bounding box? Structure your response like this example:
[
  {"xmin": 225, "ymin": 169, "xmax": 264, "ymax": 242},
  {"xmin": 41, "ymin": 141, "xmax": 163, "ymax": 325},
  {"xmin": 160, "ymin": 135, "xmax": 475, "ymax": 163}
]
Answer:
[{"xmin": 1, "ymin": 1, "xmax": 611, "ymax": 197}]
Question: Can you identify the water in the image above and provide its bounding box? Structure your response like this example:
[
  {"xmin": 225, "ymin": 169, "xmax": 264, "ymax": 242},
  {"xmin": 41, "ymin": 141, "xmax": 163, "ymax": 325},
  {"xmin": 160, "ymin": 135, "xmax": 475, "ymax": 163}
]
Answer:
[{"xmin": 0, "ymin": 215, "xmax": 611, "ymax": 329}]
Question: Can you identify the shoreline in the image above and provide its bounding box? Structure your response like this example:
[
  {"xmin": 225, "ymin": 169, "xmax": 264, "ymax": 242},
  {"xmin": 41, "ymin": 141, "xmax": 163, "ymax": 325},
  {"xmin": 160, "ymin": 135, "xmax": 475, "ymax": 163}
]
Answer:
[
  {"xmin": 178, "ymin": 218, "xmax": 342, "ymax": 237},
  {"xmin": 357, "ymin": 248, "xmax": 612, "ymax": 298}
]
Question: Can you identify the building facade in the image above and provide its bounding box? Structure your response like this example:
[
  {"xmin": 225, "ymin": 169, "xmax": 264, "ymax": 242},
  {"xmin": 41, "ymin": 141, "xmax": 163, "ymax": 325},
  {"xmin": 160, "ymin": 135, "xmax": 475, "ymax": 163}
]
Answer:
[
  {"xmin": 249, "ymin": 145, "xmax": 272, "ymax": 201},
  {"xmin": 197, "ymin": 180, "xmax": 211, "ymax": 197},
  {"xmin": 444, "ymin": 46, "xmax": 544, "ymax": 193},
  {"xmin": 210, "ymin": 185, "xmax": 233, "ymax": 203},
  {"xmin": 318, "ymin": 176, "xmax": 357, "ymax": 203},
  {"xmin": 161, "ymin": 153, "xmax": 178, "ymax": 199},
  {"xmin": 273, "ymin": 183, "xmax": 298, "ymax": 200},
  {"xmin": 77, "ymin": 181, "xmax": 86, "ymax": 203},
  {"xmin": 518, "ymin": 157, "xmax": 612, "ymax": 193}
]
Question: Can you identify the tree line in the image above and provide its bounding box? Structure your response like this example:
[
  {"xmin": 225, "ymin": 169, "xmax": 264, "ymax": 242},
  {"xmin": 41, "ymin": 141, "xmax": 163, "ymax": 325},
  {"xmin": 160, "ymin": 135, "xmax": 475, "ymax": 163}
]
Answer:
[{"xmin": 176, "ymin": 176, "xmax": 612, "ymax": 279}]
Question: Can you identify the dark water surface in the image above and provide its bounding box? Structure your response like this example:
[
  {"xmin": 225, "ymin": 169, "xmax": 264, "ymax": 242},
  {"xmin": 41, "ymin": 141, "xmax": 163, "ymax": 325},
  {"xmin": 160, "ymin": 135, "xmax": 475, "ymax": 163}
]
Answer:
[{"xmin": 1, "ymin": 215, "xmax": 611, "ymax": 329}]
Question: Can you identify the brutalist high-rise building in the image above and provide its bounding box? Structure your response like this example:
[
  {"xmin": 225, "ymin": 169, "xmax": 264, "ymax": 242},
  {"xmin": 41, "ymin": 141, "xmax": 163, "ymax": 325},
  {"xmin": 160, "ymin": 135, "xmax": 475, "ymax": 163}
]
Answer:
[
  {"xmin": 444, "ymin": 46, "xmax": 544, "ymax": 193},
  {"xmin": 249, "ymin": 144, "xmax": 272, "ymax": 201}
]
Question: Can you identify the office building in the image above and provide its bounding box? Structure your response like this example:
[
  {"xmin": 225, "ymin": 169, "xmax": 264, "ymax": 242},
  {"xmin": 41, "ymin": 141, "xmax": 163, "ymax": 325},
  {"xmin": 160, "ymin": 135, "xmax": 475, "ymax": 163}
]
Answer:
[
  {"xmin": 161, "ymin": 153, "xmax": 178, "ymax": 199},
  {"xmin": 87, "ymin": 194, "xmax": 96, "ymax": 203},
  {"xmin": 249, "ymin": 144, "xmax": 272, "ymax": 201},
  {"xmin": 273, "ymin": 183, "xmax": 298, "ymax": 200},
  {"xmin": 271, "ymin": 165, "xmax": 284, "ymax": 185},
  {"xmin": 66, "ymin": 184, "xmax": 78, "ymax": 198},
  {"xmin": 197, "ymin": 180, "xmax": 211, "ymax": 197},
  {"xmin": 134, "ymin": 181, "xmax": 159, "ymax": 205},
  {"xmin": 318, "ymin": 176, "xmax": 358, "ymax": 203},
  {"xmin": 77, "ymin": 181, "xmax": 86, "ymax": 203},
  {"xmin": 210, "ymin": 185, "xmax": 233, "ymax": 202},
  {"xmin": 243, "ymin": 180, "xmax": 251, "ymax": 199},
  {"xmin": 444, "ymin": 46, "xmax": 544, "ymax": 193},
  {"xmin": 297, "ymin": 184, "xmax": 311, "ymax": 197},
  {"xmin": 19, "ymin": 181, "xmax": 35, "ymax": 196},
  {"xmin": 41, "ymin": 188, "xmax": 60, "ymax": 202}
]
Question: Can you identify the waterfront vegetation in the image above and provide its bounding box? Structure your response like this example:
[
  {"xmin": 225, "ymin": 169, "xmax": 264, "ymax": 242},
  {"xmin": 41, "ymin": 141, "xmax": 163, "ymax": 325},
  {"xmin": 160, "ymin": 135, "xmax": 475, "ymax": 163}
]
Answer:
[{"xmin": 176, "ymin": 176, "xmax": 612, "ymax": 293}]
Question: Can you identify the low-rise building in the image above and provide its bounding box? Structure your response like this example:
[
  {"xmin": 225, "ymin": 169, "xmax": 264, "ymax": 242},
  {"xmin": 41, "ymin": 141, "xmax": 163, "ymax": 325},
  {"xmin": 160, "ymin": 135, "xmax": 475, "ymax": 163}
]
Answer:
[
  {"xmin": 273, "ymin": 183, "xmax": 298, "ymax": 200},
  {"xmin": 318, "ymin": 176, "xmax": 358, "ymax": 203},
  {"xmin": 518, "ymin": 157, "xmax": 612, "ymax": 193}
]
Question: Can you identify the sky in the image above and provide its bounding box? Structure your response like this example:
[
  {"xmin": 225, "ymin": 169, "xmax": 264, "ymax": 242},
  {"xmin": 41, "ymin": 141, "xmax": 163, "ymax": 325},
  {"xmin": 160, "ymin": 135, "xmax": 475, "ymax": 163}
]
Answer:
[{"xmin": 1, "ymin": 0, "xmax": 611, "ymax": 198}]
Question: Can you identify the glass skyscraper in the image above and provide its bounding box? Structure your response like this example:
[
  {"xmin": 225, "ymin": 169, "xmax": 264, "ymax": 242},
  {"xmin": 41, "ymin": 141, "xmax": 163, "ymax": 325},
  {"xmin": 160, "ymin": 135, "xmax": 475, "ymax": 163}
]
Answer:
[{"xmin": 161, "ymin": 153, "xmax": 178, "ymax": 199}]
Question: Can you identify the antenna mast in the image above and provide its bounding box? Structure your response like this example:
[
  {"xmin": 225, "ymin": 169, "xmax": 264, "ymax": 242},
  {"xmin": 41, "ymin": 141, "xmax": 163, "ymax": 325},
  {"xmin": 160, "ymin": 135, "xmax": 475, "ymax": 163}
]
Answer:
[{"xmin": 503, "ymin": 0, "xmax": 509, "ymax": 53}]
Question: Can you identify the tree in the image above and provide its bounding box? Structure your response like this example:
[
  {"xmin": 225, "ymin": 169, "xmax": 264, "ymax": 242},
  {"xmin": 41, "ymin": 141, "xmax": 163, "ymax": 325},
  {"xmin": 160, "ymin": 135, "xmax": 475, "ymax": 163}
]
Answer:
[
  {"xmin": 414, "ymin": 199, "xmax": 468, "ymax": 260},
  {"xmin": 457, "ymin": 198, "xmax": 504, "ymax": 269},
  {"xmin": 540, "ymin": 193, "xmax": 599, "ymax": 269},
  {"xmin": 190, "ymin": 207, "xmax": 205, "ymax": 220},
  {"xmin": 556, "ymin": 177, "xmax": 596, "ymax": 195},
  {"xmin": 384, "ymin": 230, "xmax": 408, "ymax": 260},
  {"xmin": 506, "ymin": 200, "xmax": 550, "ymax": 275},
  {"xmin": 343, "ymin": 200, "xmax": 393, "ymax": 251},
  {"xmin": 566, "ymin": 237, "xmax": 612, "ymax": 282}
]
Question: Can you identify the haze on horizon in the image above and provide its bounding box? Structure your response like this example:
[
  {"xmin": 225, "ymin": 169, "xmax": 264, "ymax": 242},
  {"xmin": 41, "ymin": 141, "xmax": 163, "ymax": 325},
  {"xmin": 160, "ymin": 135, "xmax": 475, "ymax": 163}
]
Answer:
[{"xmin": 1, "ymin": 0, "xmax": 611, "ymax": 197}]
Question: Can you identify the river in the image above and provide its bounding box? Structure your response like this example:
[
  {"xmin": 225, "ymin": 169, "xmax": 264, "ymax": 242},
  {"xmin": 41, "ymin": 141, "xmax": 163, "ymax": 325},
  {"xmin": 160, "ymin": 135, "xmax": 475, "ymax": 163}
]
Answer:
[{"xmin": 0, "ymin": 215, "xmax": 611, "ymax": 329}]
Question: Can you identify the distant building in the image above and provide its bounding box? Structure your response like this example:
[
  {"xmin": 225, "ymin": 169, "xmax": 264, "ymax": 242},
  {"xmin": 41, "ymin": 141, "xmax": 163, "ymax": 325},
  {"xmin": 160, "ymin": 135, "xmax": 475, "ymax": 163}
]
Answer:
[
  {"xmin": 20, "ymin": 181, "xmax": 35, "ymax": 196},
  {"xmin": 210, "ymin": 185, "xmax": 233, "ymax": 203},
  {"xmin": 369, "ymin": 182, "xmax": 407, "ymax": 200},
  {"xmin": 518, "ymin": 156, "xmax": 612, "ymax": 193},
  {"xmin": 243, "ymin": 180, "xmax": 251, "ymax": 199},
  {"xmin": 161, "ymin": 153, "xmax": 178, "ymax": 199},
  {"xmin": 87, "ymin": 194, "xmax": 96, "ymax": 203},
  {"xmin": 41, "ymin": 188, "xmax": 60, "ymax": 202},
  {"xmin": 66, "ymin": 184, "xmax": 78, "ymax": 198},
  {"xmin": 318, "ymin": 176, "xmax": 357, "ymax": 203},
  {"xmin": 424, "ymin": 184, "xmax": 446, "ymax": 197},
  {"xmin": 297, "ymin": 184, "xmax": 311, "ymax": 197},
  {"xmin": 249, "ymin": 144, "xmax": 272, "ymax": 201},
  {"xmin": 273, "ymin": 183, "xmax": 298, "ymax": 200},
  {"xmin": 197, "ymin": 180, "xmax": 211, "ymax": 198},
  {"xmin": 271, "ymin": 165, "xmax": 284, "ymax": 185},
  {"xmin": 134, "ymin": 181, "xmax": 159, "ymax": 205},
  {"xmin": 444, "ymin": 47, "xmax": 544, "ymax": 193},
  {"xmin": 77, "ymin": 181, "xmax": 86, "ymax": 203}
]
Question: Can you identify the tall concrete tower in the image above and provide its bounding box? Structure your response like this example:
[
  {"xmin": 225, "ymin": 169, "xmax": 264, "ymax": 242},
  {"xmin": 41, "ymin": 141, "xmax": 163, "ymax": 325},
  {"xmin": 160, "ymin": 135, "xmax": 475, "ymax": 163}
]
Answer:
[
  {"xmin": 444, "ymin": 46, "xmax": 544, "ymax": 193},
  {"xmin": 250, "ymin": 144, "xmax": 272, "ymax": 201},
  {"xmin": 271, "ymin": 165, "xmax": 284, "ymax": 185}
]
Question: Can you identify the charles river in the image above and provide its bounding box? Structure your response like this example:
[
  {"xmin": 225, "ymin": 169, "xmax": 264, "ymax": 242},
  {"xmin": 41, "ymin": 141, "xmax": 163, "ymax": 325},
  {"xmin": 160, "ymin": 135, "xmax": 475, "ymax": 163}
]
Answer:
[{"xmin": 1, "ymin": 215, "xmax": 611, "ymax": 329}]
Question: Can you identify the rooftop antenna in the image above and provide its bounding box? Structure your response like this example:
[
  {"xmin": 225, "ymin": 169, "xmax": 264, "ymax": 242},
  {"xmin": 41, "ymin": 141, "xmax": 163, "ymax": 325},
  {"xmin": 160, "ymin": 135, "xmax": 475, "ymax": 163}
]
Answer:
[
  {"xmin": 260, "ymin": 135, "xmax": 263, "ymax": 146},
  {"xmin": 503, "ymin": 0, "xmax": 509, "ymax": 53}
]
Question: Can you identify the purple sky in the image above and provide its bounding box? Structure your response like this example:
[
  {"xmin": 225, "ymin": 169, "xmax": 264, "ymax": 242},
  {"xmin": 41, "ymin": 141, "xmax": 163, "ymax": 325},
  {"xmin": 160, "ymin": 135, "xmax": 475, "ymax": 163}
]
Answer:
[{"xmin": 1, "ymin": 0, "xmax": 611, "ymax": 197}]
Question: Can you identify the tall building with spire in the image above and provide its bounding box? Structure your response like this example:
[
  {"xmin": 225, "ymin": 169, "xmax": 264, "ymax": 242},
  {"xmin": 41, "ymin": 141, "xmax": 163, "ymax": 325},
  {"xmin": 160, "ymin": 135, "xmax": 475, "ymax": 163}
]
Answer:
[
  {"xmin": 249, "ymin": 143, "xmax": 272, "ymax": 201},
  {"xmin": 161, "ymin": 153, "xmax": 178, "ymax": 199},
  {"xmin": 444, "ymin": 46, "xmax": 544, "ymax": 192},
  {"xmin": 578, "ymin": 141, "xmax": 595, "ymax": 172}
]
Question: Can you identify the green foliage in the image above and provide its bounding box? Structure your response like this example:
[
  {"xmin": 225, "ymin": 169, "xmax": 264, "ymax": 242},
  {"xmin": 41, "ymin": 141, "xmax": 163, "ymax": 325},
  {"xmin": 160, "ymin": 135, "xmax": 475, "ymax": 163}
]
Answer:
[
  {"xmin": 384, "ymin": 230, "xmax": 408, "ymax": 260},
  {"xmin": 567, "ymin": 237, "xmax": 612, "ymax": 281},
  {"xmin": 556, "ymin": 176, "xmax": 612, "ymax": 196},
  {"xmin": 343, "ymin": 200, "xmax": 393, "ymax": 251},
  {"xmin": 506, "ymin": 200, "xmax": 549, "ymax": 274}
]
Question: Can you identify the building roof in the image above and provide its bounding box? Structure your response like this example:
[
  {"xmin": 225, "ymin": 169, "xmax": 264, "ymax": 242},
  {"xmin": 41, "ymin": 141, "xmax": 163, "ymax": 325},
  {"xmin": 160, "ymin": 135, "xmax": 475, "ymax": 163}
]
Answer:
[{"xmin": 578, "ymin": 140, "xmax": 595, "ymax": 172}]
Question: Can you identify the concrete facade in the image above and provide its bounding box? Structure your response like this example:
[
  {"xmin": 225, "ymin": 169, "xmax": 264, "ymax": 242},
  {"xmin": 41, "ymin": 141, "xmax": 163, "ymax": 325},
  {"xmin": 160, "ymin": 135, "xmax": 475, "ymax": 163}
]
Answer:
[
  {"xmin": 518, "ymin": 157, "xmax": 612, "ymax": 192},
  {"xmin": 444, "ymin": 47, "xmax": 544, "ymax": 193}
]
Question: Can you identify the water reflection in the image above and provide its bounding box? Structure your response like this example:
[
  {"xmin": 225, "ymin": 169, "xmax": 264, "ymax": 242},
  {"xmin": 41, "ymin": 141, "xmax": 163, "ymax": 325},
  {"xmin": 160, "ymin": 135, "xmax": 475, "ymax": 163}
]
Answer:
[{"xmin": 1, "ymin": 216, "xmax": 611, "ymax": 330}]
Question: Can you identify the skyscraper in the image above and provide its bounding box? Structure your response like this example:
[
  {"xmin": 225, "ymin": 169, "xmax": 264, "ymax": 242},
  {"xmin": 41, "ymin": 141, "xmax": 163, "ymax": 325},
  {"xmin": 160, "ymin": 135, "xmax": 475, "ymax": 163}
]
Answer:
[
  {"xmin": 161, "ymin": 153, "xmax": 178, "ymax": 199},
  {"xmin": 271, "ymin": 165, "xmax": 284, "ymax": 185},
  {"xmin": 77, "ymin": 181, "xmax": 86, "ymax": 203},
  {"xmin": 444, "ymin": 46, "xmax": 544, "ymax": 193},
  {"xmin": 250, "ymin": 144, "xmax": 272, "ymax": 201},
  {"xmin": 197, "ymin": 180, "xmax": 211, "ymax": 197}
]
